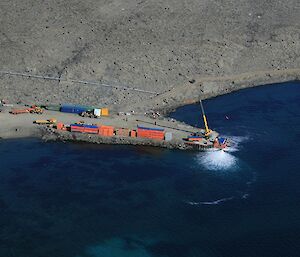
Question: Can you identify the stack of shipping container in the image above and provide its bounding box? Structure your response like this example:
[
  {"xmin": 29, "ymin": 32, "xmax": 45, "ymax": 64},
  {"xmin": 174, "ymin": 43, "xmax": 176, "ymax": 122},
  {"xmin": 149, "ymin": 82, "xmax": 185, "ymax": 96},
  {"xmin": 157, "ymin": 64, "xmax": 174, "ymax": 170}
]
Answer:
[
  {"xmin": 57, "ymin": 123, "xmax": 171, "ymax": 142},
  {"xmin": 137, "ymin": 126, "xmax": 165, "ymax": 140},
  {"xmin": 70, "ymin": 124, "xmax": 99, "ymax": 134}
]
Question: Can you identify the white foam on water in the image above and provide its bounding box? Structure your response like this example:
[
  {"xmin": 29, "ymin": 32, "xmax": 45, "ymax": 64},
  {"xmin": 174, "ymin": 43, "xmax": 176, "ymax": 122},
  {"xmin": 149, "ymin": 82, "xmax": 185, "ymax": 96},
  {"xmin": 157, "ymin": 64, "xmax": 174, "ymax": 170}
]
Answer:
[
  {"xmin": 194, "ymin": 135, "xmax": 250, "ymax": 171},
  {"xmin": 199, "ymin": 196, "xmax": 235, "ymax": 205},
  {"xmin": 224, "ymin": 135, "xmax": 249, "ymax": 152},
  {"xmin": 197, "ymin": 150, "xmax": 238, "ymax": 171},
  {"xmin": 185, "ymin": 197, "xmax": 235, "ymax": 206},
  {"xmin": 186, "ymin": 135, "xmax": 255, "ymax": 206},
  {"xmin": 242, "ymin": 193, "xmax": 250, "ymax": 199}
]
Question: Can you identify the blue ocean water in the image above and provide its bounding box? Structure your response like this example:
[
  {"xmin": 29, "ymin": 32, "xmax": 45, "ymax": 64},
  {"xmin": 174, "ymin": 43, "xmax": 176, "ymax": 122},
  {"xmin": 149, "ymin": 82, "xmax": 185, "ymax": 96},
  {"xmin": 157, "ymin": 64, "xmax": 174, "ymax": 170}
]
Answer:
[{"xmin": 0, "ymin": 81, "xmax": 299, "ymax": 257}]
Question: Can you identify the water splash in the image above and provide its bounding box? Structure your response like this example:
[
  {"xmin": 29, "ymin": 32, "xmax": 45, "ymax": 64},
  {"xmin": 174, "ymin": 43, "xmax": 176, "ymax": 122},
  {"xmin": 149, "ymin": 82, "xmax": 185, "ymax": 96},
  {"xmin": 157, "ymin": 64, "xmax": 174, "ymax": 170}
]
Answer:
[
  {"xmin": 187, "ymin": 136, "xmax": 254, "ymax": 206},
  {"xmin": 195, "ymin": 136, "xmax": 249, "ymax": 171},
  {"xmin": 196, "ymin": 150, "xmax": 238, "ymax": 171},
  {"xmin": 225, "ymin": 135, "xmax": 250, "ymax": 152}
]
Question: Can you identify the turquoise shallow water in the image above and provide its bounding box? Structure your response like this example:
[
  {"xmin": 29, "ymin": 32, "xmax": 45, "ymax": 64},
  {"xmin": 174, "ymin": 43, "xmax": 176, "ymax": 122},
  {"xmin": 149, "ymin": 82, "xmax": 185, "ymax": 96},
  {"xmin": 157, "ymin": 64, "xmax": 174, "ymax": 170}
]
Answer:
[{"xmin": 0, "ymin": 81, "xmax": 299, "ymax": 257}]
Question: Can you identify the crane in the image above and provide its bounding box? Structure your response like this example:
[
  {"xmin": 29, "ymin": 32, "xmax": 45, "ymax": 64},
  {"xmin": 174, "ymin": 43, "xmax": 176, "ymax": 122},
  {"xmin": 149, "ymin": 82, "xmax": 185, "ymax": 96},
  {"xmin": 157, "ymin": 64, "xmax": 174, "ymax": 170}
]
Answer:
[{"xmin": 199, "ymin": 100, "xmax": 212, "ymax": 137}]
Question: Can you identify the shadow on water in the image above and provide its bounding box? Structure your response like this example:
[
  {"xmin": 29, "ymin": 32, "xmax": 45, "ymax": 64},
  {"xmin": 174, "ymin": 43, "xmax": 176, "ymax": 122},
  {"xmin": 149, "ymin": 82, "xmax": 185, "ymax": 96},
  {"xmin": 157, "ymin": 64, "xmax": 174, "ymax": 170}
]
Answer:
[{"xmin": 0, "ymin": 81, "xmax": 300, "ymax": 257}]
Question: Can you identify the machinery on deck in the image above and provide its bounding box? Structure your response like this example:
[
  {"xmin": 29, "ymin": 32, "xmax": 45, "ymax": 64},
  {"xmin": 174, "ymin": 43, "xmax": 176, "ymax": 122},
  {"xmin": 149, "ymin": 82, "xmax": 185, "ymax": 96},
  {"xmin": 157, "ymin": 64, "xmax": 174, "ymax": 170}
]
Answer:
[
  {"xmin": 186, "ymin": 100, "xmax": 229, "ymax": 150},
  {"xmin": 200, "ymin": 100, "xmax": 212, "ymax": 137},
  {"xmin": 10, "ymin": 105, "xmax": 43, "ymax": 115},
  {"xmin": 34, "ymin": 118, "xmax": 57, "ymax": 125},
  {"xmin": 80, "ymin": 110, "xmax": 98, "ymax": 118}
]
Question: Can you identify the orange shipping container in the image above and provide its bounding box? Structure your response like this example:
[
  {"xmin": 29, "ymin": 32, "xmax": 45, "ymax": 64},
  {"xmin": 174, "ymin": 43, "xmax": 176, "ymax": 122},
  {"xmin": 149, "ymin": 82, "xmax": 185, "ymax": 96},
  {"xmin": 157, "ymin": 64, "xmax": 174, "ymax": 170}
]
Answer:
[
  {"xmin": 56, "ymin": 122, "xmax": 64, "ymax": 130},
  {"xmin": 101, "ymin": 129, "xmax": 114, "ymax": 136},
  {"xmin": 98, "ymin": 125, "xmax": 114, "ymax": 137},
  {"xmin": 101, "ymin": 108, "xmax": 109, "ymax": 116},
  {"xmin": 84, "ymin": 128, "xmax": 98, "ymax": 134},
  {"xmin": 99, "ymin": 125, "xmax": 114, "ymax": 130},
  {"xmin": 116, "ymin": 128, "xmax": 130, "ymax": 137},
  {"xmin": 188, "ymin": 137, "xmax": 202, "ymax": 141},
  {"xmin": 137, "ymin": 130, "xmax": 164, "ymax": 140},
  {"xmin": 130, "ymin": 130, "xmax": 137, "ymax": 137}
]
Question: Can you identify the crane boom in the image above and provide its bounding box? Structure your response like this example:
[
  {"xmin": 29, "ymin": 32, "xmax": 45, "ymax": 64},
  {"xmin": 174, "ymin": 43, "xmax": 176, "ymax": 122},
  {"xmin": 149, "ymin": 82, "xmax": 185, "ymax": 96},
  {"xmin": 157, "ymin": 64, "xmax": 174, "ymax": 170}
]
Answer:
[{"xmin": 200, "ymin": 100, "xmax": 211, "ymax": 136}]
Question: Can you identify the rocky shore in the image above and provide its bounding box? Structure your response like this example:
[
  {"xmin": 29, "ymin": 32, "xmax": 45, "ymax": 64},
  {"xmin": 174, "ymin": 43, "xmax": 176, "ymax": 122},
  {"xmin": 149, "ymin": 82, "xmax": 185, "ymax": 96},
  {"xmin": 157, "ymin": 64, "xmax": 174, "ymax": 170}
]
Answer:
[{"xmin": 41, "ymin": 127, "xmax": 189, "ymax": 150}]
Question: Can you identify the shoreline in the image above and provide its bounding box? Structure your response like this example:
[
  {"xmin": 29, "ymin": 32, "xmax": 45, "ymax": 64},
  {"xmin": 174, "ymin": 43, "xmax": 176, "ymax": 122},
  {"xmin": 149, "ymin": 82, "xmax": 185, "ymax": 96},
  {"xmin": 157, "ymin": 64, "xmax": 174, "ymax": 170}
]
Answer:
[
  {"xmin": 41, "ymin": 127, "xmax": 190, "ymax": 150},
  {"xmin": 0, "ymin": 107, "xmax": 200, "ymax": 150},
  {"xmin": 125, "ymin": 69, "xmax": 300, "ymax": 114},
  {"xmin": 0, "ymin": 78, "xmax": 299, "ymax": 148}
]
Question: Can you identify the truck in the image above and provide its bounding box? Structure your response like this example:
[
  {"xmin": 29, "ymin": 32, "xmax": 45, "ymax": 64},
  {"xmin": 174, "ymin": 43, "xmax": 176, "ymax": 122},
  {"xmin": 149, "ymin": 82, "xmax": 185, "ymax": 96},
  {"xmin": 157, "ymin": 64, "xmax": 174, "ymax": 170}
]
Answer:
[
  {"xmin": 10, "ymin": 106, "xmax": 43, "ymax": 115},
  {"xmin": 33, "ymin": 118, "xmax": 57, "ymax": 125}
]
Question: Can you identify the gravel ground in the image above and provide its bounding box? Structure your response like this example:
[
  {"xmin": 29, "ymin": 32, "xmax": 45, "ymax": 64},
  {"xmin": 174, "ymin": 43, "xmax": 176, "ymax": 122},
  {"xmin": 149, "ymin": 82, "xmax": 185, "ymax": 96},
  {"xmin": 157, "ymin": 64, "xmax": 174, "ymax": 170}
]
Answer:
[
  {"xmin": 0, "ymin": 0, "xmax": 299, "ymax": 112},
  {"xmin": 0, "ymin": 104, "xmax": 198, "ymax": 141}
]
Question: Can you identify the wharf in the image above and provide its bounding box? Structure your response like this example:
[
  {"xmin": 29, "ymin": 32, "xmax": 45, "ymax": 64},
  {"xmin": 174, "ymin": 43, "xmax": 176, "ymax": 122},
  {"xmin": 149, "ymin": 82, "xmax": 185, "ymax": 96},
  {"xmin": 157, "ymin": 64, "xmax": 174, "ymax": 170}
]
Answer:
[
  {"xmin": 40, "ymin": 113, "xmax": 203, "ymax": 150},
  {"xmin": 0, "ymin": 104, "xmax": 212, "ymax": 150}
]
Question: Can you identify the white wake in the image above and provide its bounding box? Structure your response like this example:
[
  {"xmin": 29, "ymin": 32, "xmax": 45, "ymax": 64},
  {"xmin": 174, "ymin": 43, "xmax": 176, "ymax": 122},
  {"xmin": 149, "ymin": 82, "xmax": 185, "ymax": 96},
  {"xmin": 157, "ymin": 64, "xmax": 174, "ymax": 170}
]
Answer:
[
  {"xmin": 197, "ymin": 150, "xmax": 238, "ymax": 171},
  {"xmin": 186, "ymin": 136, "xmax": 253, "ymax": 206},
  {"xmin": 186, "ymin": 197, "xmax": 235, "ymax": 206},
  {"xmin": 195, "ymin": 136, "xmax": 249, "ymax": 171},
  {"xmin": 224, "ymin": 135, "xmax": 250, "ymax": 152}
]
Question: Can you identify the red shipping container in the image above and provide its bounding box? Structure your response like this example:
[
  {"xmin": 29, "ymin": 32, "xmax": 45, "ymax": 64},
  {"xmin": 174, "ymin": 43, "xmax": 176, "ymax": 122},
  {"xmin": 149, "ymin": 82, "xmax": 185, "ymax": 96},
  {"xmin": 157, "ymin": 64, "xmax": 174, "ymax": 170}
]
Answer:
[
  {"xmin": 57, "ymin": 122, "xmax": 64, "ymax": 130},
  {"xmin": 116, "ymin": 128, "xmax": 130, "ymax": 137},
  {"xmin": 71, "ymin": 126, "xmax": 85, "ymax": 133},
  {"xmin": 130, "ymin": 130, "xmax": 137, "ymax": 137},
  {"xmin": 71, "ymin": 125, "xmax": 99, "ymax": 134},
  {"xmin": 84, "ymin": 128, "xmax": 99, "ymax": 134},
  {"xmin": 98, "ymin": 126, "xmax": 114, "ymax": 137},
  {"xmin": 137, "ymin": 129, "xmax": 164, "ymax": 140}
]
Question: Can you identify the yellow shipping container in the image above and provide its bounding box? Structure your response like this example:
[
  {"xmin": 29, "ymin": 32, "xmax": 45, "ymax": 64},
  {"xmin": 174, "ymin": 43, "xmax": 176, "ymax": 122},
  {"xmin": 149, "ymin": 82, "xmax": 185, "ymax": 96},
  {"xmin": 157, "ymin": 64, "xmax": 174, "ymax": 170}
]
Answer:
[{"xmin": 101, "ymin": 108, "xmax": 109, "ymax": 116}]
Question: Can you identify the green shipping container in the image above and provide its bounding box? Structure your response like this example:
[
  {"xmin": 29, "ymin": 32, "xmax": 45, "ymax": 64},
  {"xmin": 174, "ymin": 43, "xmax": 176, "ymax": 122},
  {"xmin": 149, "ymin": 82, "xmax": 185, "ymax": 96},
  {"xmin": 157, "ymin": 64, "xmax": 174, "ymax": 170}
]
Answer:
[
  {"xmin": 45, "ymin": 105, "xmax": 61, "ymax": 111},
  {"xmin": 82, "ymin": 105, "xmax": 101, "ymax": 111}
]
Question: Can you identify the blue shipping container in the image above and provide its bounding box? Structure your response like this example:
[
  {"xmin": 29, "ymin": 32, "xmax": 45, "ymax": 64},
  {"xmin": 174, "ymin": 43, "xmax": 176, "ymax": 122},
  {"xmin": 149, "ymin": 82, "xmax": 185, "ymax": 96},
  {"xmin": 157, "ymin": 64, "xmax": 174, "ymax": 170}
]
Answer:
[
  {"xmin": 137, "ymin": 125, "xmax": 164, "ymax": 131},
  {"xmin": 60, "ymin": 104, "xmax": 88, "ymax": 114},
  {"xmin": 70, "ymin": 124, "xmax": 99, "ymax": 129}
]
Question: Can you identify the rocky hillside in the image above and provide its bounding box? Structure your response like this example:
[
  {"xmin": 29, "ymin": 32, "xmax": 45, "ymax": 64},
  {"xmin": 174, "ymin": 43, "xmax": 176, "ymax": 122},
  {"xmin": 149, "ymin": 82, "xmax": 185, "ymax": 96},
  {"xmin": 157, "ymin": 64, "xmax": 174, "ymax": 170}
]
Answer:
[{"xmin": 0, "ymin": 0, "xmax": 299, "ymax": 111}]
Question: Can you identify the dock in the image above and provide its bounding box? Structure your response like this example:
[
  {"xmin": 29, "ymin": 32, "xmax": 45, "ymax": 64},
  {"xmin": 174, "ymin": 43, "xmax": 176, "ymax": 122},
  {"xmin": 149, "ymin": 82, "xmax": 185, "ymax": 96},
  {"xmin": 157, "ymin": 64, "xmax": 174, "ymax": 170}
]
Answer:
[{"xmin": 0, "ymin": 102, "xmax": 228, "ymax": 151}]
